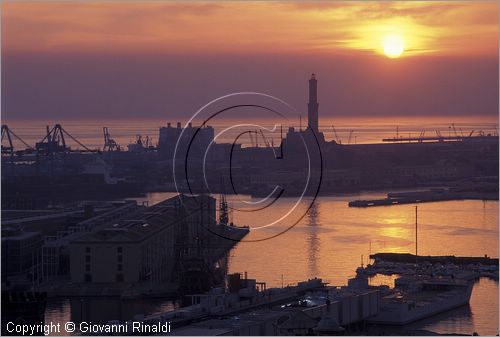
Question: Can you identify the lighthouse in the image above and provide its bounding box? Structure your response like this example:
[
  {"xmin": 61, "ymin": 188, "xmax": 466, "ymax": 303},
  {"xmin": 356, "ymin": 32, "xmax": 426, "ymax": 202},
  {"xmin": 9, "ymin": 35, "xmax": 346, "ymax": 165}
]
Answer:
[{"xmin": 308, "ymin": 73, "xmax": 319, "ymax": 134}]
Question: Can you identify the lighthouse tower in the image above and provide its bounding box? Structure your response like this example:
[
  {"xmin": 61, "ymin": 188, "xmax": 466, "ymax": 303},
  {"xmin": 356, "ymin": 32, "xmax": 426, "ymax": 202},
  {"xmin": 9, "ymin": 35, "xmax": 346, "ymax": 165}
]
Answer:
[{"xmin": 307, "ymin": 73, "xmax": 319, "ymax": 134}]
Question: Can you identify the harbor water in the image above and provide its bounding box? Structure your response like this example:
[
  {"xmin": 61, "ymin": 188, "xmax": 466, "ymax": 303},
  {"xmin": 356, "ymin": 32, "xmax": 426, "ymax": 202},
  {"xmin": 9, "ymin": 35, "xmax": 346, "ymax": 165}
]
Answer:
[{"xmin": 45, "ymin": 193, "xmax": 499, "ymax": 335}]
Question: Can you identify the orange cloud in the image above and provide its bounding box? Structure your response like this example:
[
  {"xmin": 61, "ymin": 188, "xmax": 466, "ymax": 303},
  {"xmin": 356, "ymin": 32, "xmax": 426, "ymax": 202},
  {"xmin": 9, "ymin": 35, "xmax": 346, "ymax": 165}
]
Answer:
[{"xmin": 2, "ymin": 1, "xmax": 498, "ymax": 57}]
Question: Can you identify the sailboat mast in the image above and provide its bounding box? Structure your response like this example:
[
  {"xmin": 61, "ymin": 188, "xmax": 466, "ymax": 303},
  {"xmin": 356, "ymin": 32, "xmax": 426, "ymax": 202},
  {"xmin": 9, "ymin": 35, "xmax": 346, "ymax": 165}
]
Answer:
[
  {"xmin": 415, "ymin": 206, "xmax": 418, "ymax": 269},
  {"xmin": 218, "ymin": 179, "xmax": 229, "ymax": 226}
]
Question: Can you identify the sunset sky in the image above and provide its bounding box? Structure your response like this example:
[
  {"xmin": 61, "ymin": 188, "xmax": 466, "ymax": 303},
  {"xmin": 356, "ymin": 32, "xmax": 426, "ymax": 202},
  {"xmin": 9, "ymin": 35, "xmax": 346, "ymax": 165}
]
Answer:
[{"xmin": 2, "ymin": 1, "xmax": 498, "ymax": 121}]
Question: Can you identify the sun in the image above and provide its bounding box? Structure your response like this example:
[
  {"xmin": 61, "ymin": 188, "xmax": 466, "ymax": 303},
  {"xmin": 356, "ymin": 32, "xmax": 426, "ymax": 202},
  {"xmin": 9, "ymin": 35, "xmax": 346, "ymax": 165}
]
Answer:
[{"xmin": 383, "ymin": 33, "xmax": 405, "ymax": 58}]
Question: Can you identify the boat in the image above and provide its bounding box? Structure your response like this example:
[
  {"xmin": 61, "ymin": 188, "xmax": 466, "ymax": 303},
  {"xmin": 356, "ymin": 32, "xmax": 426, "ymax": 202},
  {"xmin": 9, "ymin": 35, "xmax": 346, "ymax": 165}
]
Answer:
[{"xmin": 367, "ymin": 275, "xmax": 473, "ymax": 325}]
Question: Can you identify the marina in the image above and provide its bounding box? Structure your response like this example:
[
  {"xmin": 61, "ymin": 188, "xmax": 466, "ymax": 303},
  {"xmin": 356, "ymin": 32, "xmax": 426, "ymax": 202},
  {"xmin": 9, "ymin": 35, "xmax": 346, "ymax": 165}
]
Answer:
[
  {"xmin": 367, "ymin": 275, "xmax": 473, "ymax": 326},
  {"xmin": 226, "ymin": 195, "xmax": 499, "ymax": 335},
  {"xmin": 73, "ymin": 261, "xmax": 484, "ymax": 336}
]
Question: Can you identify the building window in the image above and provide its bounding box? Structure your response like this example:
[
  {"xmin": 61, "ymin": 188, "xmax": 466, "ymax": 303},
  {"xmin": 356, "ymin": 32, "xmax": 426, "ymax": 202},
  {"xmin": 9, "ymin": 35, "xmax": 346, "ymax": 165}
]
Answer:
[
  {"xmin": 117, "ymin": 255, "xmax": 123, "ymax": 262},
  {"xmin": 116, "ymin": 274, "xmax": 124, "ymax": 282},
  {"xmin": 85, "ymin": 255, "xmax": 90, "ymax": 262},
  {"xmin": 85, "ymin": 247, "xmax": 91, "ymax": 253},
  {"xmin": 84, "ymin": 274, "xmax": 92, "ymax": 282},
  {"xmin": 117, "ymin": 247, "xmax": 122, "ymax": 253},
  {"xmin": 117, "ymin": 264, "xmax": 122, "ymax": 271},
  {"xmin": 85, "ymin": 264, "xmax": 91, "ymax": 272}
]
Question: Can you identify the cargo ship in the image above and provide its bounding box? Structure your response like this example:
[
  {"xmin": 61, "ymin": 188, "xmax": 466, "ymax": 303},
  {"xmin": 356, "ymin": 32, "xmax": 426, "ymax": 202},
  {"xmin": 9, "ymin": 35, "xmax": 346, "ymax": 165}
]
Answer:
[{"xmin": 368, "ymin": 275, "xmax": 473, "ymax": 325}]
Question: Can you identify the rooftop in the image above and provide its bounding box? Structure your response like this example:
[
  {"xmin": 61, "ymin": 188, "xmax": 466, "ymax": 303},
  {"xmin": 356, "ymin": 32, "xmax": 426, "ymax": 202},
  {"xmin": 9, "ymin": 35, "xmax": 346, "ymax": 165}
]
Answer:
[{"xmin": 72, "ymin": 194, "xmax": 212, "ymax": 243}]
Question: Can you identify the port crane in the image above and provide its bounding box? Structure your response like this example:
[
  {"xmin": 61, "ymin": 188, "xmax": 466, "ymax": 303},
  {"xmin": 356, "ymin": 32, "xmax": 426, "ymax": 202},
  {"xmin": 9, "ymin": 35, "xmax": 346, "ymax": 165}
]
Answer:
[
  {"xmin": 258, "ymin": 128, "xmax": 283, "ymax": 159},
  {"xmin": 347, "ymin": 130, "xmax": 354, "ymax": 144},
  {"xmin": 248, "ymin": 131, "xmax": 256, "ymax": 147},
  {"xmin": 248, "ymin": 130, "xmax": 264, "ymax": 148},
  {"xmin": 103, "ymin": 127, "xmax": 121, "ymax": 152},
  {"xmin": 417, "ymin": 130, "xmax": 426, "ymax": 142},
  {"xmin": 435, "ymin": 130, "xmax": 443, "ymax": 141},
  {"xmin": 36, "ymin": 124, "xmax": 99, "ymax": 155},
  {"xmin": 258, "ymin": 129, "xmax": 271, "ymax": 148},
  {"xmin": 331, "ymin": 125, "xmax": 340, "ymax": 144},
  {"xmin": 1, "ymin": 125, "xmax": 33, "ymax": 156},
  {"xmin": 382, "ymin": 128, "xmax": 496, "ymax": 143},
  {"xmin": 127, "ymin": 134, "xmax": 155, "ymax": 152},
  {"xmin": 145, "ymin": 136, "xmax": 154, "ymax": 148}
]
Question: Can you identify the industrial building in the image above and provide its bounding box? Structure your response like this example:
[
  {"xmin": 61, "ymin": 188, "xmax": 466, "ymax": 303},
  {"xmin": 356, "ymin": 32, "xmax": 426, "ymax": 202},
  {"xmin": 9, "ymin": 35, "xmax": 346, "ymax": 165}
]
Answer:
[
  {"xmin": 1, "ymin": 202, "xmax": 135, "ymax": 287},
  {"xmin": 70, "ymin": 194, "xmax": 216, "ymax": 284},
  {"xmin": 158, "ymin": 121, "xmax": 215, "ymax": 159},
  {"xmin": 41, "ymin": 201, "xmax": 139, "ymax": 282}
]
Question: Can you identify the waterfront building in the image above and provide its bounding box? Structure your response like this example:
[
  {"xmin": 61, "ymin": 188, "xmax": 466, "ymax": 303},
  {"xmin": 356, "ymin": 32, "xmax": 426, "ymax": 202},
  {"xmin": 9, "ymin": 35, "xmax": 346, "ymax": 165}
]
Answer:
[
  {"xmin": 1, "ymin": 226, "xmax": 42, "ymax": 285},
  {"xmin": 41, "ymin": 201, "xmax": 138, "ymax": 282},
  {"xmin": 158, "ymin": 121, "xmax": 214, "ymax": 159},
  {"xmin": 69, "ymin": 194, "xmax": 216, "ymax": 284}
]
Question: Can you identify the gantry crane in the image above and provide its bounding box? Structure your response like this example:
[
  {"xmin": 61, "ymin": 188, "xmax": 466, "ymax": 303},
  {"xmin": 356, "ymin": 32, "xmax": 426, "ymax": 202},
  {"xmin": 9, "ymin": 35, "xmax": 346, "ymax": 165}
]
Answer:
[
  {"xmin": 347, "ymin": 130, "xmax": 354, "ymax": 144},
  {"xmin": 331, "ymin": 125, "xmax": 340, "ymax": 143},
  {"xmin": 36, "ymin": 124, "xmax": 98, "ymax": 155},
  {"xmin": 103, "ymin": 127, "xmax": 121, "ymax": 152}
]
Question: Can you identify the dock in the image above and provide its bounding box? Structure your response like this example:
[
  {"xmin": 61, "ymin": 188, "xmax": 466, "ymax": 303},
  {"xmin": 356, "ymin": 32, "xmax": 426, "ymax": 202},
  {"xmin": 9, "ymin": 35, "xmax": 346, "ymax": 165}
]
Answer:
[
  {"xmin": 124, "ymin": 276, "xmax": 326, "ymax": 333},
  {"xmin": 370, "ymin": 252, "xmax": 499, "ymax": 266},
  {"xmin": 349, "ymin": 187, "xmax": 498, "ymax": 207}
]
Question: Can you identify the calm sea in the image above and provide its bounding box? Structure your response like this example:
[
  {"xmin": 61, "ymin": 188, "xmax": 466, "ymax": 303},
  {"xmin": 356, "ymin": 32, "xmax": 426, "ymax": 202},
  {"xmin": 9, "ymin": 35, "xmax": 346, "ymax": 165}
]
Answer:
[
  {"xmin": 3, "ymin": 117, "xmax": 498, "ymax": 149},
  {"xmin": 45, "ymin": 193, "xmax": 499, "ymax": 336}
]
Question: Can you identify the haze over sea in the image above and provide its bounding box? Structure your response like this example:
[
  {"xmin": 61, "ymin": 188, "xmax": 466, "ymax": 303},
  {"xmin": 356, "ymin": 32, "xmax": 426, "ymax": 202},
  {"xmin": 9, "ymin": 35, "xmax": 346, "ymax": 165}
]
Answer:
[{"xmin": 3, "ymin": 116, "xmax": 498, "ymax": 149}]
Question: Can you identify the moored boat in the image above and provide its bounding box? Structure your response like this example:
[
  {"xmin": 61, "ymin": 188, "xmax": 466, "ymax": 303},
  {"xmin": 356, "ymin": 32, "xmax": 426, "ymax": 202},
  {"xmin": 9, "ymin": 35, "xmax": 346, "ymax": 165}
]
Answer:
[{"xmin": 368, "ymin": 275, "xmax": 473, "ymax": 325}]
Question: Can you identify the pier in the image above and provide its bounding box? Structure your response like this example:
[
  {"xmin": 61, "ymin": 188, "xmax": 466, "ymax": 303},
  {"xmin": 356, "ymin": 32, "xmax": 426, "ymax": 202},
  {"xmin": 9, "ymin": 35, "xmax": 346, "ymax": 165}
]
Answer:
[
  {"xmin": 349, "ymin": 187, "xmax": 498, "ymax": 207},
  {"xmin": 370, "ymin": 252, "xmax": 499, "ymax": 266},
  {"xmin": 126, "ymin": 276, "xmax": 326, "ymax": 333}
]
